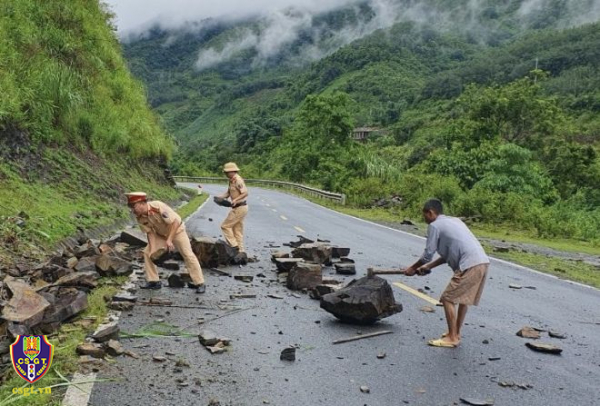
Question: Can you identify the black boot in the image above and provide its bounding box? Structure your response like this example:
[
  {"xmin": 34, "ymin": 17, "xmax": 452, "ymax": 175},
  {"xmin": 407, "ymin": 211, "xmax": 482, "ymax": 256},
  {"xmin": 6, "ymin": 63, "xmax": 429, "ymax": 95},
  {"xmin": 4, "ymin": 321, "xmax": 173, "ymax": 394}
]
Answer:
[
  {"xmin": 196, "ymin": 284, "xmax": 206, "ymax": 294},
  {"xmin": 140, "ymin": 281, "xmax": 162, "ymax": 290}
]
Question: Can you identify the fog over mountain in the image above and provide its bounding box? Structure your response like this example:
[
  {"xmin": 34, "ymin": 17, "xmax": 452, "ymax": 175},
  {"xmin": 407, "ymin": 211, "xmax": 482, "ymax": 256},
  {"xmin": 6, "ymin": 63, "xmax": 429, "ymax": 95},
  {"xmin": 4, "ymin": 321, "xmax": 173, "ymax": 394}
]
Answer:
[{"xmin": 106, "ymin": 0, "xmax": 600, "ymax": 71}]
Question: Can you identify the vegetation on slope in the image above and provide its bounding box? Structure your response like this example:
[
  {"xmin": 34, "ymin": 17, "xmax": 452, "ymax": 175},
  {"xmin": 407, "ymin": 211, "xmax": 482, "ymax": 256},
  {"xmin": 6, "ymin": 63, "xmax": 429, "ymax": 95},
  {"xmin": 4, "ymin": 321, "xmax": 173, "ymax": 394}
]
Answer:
[
  {"xmin": 123, "ymin": 1, "xmax": 600, "ymax": 243},
  {"xmin": 0, "ymin": 0, "xmax": 178, "ymax": 265}
]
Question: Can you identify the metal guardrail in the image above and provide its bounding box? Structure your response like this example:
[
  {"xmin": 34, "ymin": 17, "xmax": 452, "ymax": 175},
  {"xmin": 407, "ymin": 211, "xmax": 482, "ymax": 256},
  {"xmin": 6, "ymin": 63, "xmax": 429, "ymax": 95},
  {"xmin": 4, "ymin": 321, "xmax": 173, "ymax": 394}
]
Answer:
[{"xmin": 172, "ymin": 176, "xmax": 346, "ymax": 205}]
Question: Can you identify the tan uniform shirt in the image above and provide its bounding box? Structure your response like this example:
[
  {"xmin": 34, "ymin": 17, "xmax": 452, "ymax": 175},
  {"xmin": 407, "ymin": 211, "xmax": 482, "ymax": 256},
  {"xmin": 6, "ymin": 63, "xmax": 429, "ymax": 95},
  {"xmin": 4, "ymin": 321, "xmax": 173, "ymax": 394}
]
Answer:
[
  {"xmin": 228, "ymin": 174, "xmax": 248, "ymax": 202},
  {"xmin": 136, "ymin": 201, "xmax": 184, "ymax": 238}
]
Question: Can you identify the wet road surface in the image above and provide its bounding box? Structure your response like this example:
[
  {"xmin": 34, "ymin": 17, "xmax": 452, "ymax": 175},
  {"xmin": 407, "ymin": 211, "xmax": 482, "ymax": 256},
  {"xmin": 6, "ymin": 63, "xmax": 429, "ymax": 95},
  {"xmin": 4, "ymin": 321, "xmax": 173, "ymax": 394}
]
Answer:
[{"xmin": 89, "ymin": 183, "xmax": 600, "ymax": 406}]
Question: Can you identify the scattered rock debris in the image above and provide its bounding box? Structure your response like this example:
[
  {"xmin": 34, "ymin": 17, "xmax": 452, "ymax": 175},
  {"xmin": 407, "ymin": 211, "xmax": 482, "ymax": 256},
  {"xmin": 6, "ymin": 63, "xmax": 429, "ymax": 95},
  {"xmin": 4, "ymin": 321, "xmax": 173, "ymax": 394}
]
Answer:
[
  {"xmin": 516, "ymin": 326, "xmax": 540, "ymax": 339},
  {"xmin": 460, "ymin": 398, "xmax": 494, "ymax": 406},
  {"xmin": 280, "ymin": 347, "xmax": 296, "ymax": 361},
  {"xmin": 525, "ymin": 342, "xmax": 563, "ymax": 354}
]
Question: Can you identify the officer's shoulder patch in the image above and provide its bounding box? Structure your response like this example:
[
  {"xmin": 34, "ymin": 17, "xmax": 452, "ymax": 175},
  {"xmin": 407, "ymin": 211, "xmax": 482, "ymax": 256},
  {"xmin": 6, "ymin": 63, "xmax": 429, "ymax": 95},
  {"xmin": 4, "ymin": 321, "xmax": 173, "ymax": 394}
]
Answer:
[{"xmin": 148, "ymin": 201, "xmax": 161, "ymax": 213}]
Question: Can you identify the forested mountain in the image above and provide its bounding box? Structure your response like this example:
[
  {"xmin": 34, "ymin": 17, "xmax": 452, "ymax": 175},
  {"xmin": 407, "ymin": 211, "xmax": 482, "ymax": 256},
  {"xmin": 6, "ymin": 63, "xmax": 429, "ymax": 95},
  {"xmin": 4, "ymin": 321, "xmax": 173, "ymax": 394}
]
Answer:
[
  {"xmin": 122, "ymin": 0, "xmax": 600, "ymax": 242},
  {"xmin": 0, "ymin": 0, "xmax": 178, "ymax": 265}
]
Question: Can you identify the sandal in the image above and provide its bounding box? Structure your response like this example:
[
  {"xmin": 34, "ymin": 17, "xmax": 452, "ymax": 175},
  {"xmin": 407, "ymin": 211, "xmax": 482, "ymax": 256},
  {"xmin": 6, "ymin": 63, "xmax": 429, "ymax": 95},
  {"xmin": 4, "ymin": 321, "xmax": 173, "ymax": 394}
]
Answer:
[{"xmin": 428, "ymin": 338, "xmax": 459, "ymax": 348}]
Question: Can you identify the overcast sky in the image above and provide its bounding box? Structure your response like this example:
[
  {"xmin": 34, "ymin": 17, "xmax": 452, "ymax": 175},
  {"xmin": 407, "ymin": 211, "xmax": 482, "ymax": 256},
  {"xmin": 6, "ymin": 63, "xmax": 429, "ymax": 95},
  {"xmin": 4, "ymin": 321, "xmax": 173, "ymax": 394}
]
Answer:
[{"xmin": 104, "ymin": 0, "xmax": 359, "ymax": 33}]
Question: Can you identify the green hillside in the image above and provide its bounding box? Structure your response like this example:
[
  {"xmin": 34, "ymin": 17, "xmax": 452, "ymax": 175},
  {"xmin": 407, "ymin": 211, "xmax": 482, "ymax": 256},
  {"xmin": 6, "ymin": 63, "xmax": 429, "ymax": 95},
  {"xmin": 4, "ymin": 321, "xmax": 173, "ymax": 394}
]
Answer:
[
  {"xmin": 0, "ymin": 0, "xmax": 178, "ymax": 266},
  {"xmin": 123, "ymin": 0, "xmax": 600, "ymax": 243}
]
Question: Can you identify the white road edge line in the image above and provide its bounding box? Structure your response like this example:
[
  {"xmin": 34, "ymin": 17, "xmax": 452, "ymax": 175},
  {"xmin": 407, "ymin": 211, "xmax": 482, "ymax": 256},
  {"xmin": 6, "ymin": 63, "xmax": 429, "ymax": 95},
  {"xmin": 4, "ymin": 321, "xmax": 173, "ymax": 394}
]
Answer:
[
  {"xmin": 296, "ymin": 196, "xmax": 600, "ymax": 292},
  {"xmin": 61, "ymin": 372, "xmax": 96, "ymax": 406}
]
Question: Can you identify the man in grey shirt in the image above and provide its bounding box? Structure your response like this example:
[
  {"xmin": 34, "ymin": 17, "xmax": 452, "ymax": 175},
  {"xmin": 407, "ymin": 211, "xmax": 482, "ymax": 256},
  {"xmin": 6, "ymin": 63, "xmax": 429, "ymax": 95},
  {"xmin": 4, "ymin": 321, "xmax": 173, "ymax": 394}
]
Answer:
[{"xmin": 404, "ymin": 199, "xmax": 490, "ymax": 348}]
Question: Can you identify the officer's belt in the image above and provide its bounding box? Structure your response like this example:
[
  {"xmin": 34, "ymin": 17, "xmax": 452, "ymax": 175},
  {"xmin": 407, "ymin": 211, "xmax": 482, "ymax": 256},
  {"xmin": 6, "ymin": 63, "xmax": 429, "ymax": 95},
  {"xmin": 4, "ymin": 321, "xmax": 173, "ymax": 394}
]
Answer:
[{"xmin": 234, "ymin": 201, "xmax": 247, "ymax": 207}]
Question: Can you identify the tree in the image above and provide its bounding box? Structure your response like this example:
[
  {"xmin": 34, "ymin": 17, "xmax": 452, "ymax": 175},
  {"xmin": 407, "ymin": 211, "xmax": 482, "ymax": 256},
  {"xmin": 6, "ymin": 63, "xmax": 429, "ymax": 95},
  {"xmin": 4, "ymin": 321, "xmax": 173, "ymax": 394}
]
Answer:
[
  {"xmin": 449, "ymin": 70, "xmax": 568, "ymax": 148},
  {"xmin": 296, "ymin": 91, "xmax": 355, "ymax": 146}
]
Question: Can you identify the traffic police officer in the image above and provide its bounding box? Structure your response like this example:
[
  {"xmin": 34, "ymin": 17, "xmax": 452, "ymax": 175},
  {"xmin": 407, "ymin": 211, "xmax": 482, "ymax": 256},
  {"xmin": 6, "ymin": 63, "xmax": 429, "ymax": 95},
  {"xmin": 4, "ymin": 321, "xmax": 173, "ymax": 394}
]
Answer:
[
  {"xmin": 126, "ymin": 192, "xmax": 206, "ymax": 293},
  {"xmin": 217, "ymin": 163, "xmax": 249, "ymax": 257}
]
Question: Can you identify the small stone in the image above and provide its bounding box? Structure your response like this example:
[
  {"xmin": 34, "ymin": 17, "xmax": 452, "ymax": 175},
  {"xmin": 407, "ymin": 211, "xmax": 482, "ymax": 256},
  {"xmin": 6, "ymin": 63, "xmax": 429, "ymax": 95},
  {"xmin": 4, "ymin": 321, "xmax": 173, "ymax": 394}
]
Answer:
[
  {"xmin": 460, "ymin": 398, "xmax": 494, "ymax": 406},
  {"xmin": 198, "ymin": 330, "xmax": 219, "ymax": 346},
  {"xmin": 123, "ymin": 350, "xmax": 139, "ymax": 359},
  {"xmin": 420, "ymin": 306, "xmax": 435, "ymax": 313},
  {"xmin": 76, "ymin": 343, "xmax": 105, "ymax": 359},
  {"xmin": 508, "ymin": 284, "xmax": 522, "ymax": 289},
  {"xmin": 106, "ymin": 340, "xmax": 124, "ymax": 357},
  {"xmin": 268, "ymin": 294, "xmax": 284, "ymax": 299},
  {"xmin": 488, "ymin": 356, "xmax": 501, "ymax": 361},
  {"xmin": 548, "ymin": 331, "xmax": 567, "ymax": 339},
  {"xmin": 360, "ymin": 385, "xmax": 370, "ymax": 394},
  {"xmin": 377, "ymin": 352, "xmax": 386, "ymax": 359},
  {"xmin": 280, "ymin": 347, "xmax": 296, "ymax": 361},
  {"xmin": 234, "ymin": 275, "xmax": 254, "ymax": 283},
  {"xmin": 66, "ymin": 257, "xmax": 79, "ymax": 269},
  {"xmin": 168, "ymin": 274, "xmax": 185, "ymax": 288},
  {"xmin": 91, "ymin": 323, "xmax": 120, "ymax": 343},
  {"xmin": 525, "ymin": 342, "xmax": 562, "ymax": 354},
  {"xmin": 153, "ymin": 355, "xmax": 167, "ymax": 362},
  {"xmin": 517, "ymin": 326, "xmax": 540, "ymax": 339},
  {"xmin": 482, "ymin": 339, "xmax": 490, "ymax": 344},
  {"xmin": 206, "ymin": 346, "xmax": 226, "ymax": 354},
  {"xmin": 176, "ymin": 358, "xmax": 190, "ymax": 367}
]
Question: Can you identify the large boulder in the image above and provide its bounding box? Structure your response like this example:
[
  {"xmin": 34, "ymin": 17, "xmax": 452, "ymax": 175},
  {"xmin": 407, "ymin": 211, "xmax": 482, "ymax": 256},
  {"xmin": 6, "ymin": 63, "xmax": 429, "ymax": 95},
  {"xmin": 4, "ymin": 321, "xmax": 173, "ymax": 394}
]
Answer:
[
  {"xmin": 39, "ymin": 288, "xmax": 88, "ymax": 333},
  {"xmin": 2, "ymin": 277, "xmax": 50, "ymax": 334},
  {"xmin": 331, "ymin": 247, "xmax": 351, "ymax": 258},
  {"xmin": 119, "ymin": 229, "xmax": 147, "ymax": 246},
  {"xmin": 287, "ymin": 263, "xmax": 322, "ymax": 290},
  {"xmin": 320, "ymin": 275, "xmax": 402, "ymax": 325},
  {"xmin": 274, "ymin": 258, "xmax": 304, "ymax": 273},
  {"xmin": 292, "ymin": 243, "xmax": 332, "ymax": 265},
  {"xmin": 95, "ymin": 255, "xmax": 133, "ymax": 277},
  {"xmin": 190, "ymin": 236, "xmax": 240, "ymax": 267}
]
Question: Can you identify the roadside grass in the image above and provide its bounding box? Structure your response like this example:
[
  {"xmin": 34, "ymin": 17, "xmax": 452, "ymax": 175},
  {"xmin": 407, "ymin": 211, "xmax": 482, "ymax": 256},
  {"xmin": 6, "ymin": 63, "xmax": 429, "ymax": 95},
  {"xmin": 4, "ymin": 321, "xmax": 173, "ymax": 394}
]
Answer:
[
  {"xmin": 0, "ymin": 148, "xmax": 181, "ymax": 269},
  {"xmin": 481, "ymin": 244, "xmax": 600, "ymax": 289},
  {"xmin": 176, "ymin": 188, "xmax": 208, "ymax": 220}
]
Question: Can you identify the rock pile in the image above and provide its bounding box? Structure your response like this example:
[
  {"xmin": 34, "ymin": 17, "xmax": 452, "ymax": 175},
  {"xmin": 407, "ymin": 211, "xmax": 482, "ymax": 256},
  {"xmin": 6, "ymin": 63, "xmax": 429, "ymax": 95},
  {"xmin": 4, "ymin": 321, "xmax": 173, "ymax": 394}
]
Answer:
[{"xmin": 0, "ymin": 232, "xmax": 144, "ymax": 381}]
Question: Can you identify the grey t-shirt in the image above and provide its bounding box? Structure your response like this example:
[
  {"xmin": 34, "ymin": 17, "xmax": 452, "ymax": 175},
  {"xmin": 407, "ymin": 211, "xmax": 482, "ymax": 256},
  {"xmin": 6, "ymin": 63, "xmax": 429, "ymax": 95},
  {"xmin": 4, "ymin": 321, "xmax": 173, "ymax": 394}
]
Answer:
[{"xmin": 420, "ymin": 215, "xmax": 489, "ymax": 271}]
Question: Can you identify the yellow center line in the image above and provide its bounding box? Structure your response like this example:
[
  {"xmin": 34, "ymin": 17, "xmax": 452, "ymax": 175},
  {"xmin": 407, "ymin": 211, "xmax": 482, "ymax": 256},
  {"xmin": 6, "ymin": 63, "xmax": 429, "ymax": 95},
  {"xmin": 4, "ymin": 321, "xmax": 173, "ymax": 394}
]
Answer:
[
  {"xmin": 272, "ymin": 209, "xmax": 277, "ymax": 212},
  {"xmin": 280, "ymin": 215, "xmax": 288, "ymax": 221},
  {"xmin": 392, "ymin": 282, "xmax": 441, "ymax": 306},
  {"xmin": 294, "ymin": 226, "xmax": 305, "ymax": 233},
  {"xmin": 266, "ymin": 203, "xmax": 271, "ymax": 207}
]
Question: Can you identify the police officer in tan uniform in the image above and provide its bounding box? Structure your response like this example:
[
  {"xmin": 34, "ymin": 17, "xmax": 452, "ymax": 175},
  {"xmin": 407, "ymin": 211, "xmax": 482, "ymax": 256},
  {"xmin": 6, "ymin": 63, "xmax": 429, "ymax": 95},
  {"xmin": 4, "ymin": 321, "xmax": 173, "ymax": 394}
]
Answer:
[
  {"xmin": 126, "ymin": 192, "xmax": 206, "ymax": 293},
  {"xmin": 218, "ymin": 163, "xmax": 249, "ymax": 258}
]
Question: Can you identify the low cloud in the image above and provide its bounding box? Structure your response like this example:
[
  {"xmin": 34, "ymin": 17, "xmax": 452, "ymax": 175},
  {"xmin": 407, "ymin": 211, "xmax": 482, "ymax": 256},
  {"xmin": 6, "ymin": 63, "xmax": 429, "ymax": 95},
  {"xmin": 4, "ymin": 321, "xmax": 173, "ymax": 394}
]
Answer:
[{"xmin": 106, "ymin": 0, "xmax": 600, "ymax": 71}]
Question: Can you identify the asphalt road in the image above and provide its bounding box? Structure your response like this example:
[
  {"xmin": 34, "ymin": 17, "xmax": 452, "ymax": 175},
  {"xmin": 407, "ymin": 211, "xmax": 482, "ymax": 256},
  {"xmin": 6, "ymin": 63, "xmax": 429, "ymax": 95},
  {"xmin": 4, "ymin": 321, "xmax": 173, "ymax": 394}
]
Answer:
[{"xmin": 89, "ymin": 183, "xmax": 600, "ymax": 406}]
